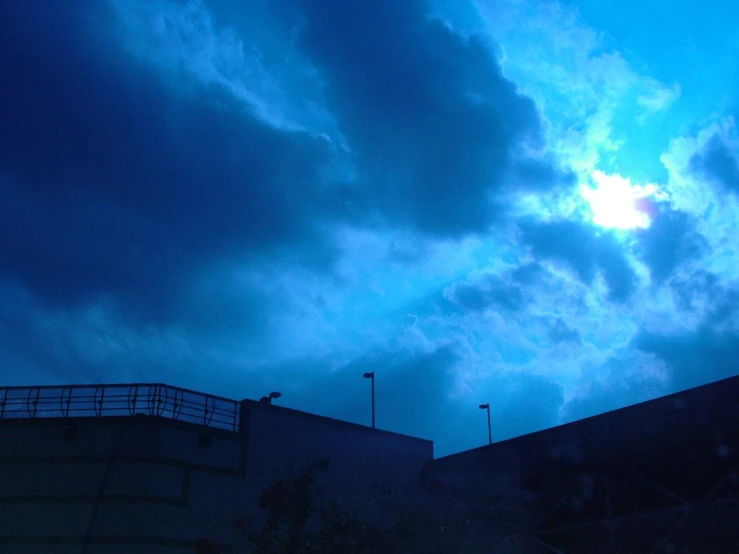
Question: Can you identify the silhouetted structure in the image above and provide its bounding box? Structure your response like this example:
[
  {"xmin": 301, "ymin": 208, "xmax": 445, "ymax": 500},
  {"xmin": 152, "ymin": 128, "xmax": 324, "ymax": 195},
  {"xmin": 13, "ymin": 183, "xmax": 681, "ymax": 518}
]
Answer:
[
  {"xmin": 258, "ymin": 391, "xmax": 281, "ymax": 405},
  {"xmin": 2, "ymin": 376, "xmax": 738, "ymax": 552},
  {"xmin": 479, "ymin": 402, "xmax": 492, "ymax": 445},
  {"xmin": 0, "ymin": 383, "xmax": 431, "ymax": 553},
  {"xmin": 362, "ymin": 371, "xmax": 375, "ymax": 428},
  {"xmin": 428, "ymin": 374, "xmax": 739, "ymax": 553}
]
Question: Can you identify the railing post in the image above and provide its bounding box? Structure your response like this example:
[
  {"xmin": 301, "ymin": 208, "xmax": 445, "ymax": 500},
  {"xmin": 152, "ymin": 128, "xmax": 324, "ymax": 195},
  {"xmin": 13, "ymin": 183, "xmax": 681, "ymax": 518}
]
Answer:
[
  {"xmin": 238, "ymin": 399, "xmax": 250, "ymax": 476},
  {"xmin": 0, "ymin": 383, "xmax": 243, "ymax": 432},
  {"xmin": 203, "ymin": 396, "xmax": 213, "ymax": 426},
  {"xmin": 148, "ymin": 385, "xmax": 166, "ymax": 416},
  {"xmin": 94, "ymin": 386, "xmax": 106, "ymax": 417},
  {"xmin": 27, "ymin": 388, "xmax": 40, "ymax": 418},
  {"xmin": 171, "ymin": 388, "xmax": 183, "ymax": 419},
  {"xmin": 61, "ymin": 387, "xmax": 72, "ymax": 417},
  {"xmin": 128, "ymin": 385, "xmax": 139, "ymax": 416}
]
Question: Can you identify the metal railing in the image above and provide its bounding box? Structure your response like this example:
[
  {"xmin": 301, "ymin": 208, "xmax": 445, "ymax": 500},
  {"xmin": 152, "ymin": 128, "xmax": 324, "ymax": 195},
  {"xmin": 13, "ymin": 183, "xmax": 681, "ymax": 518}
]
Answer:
[{"xmin": 0, "ymin": 383, "xmax": 241, "ymax": 432}]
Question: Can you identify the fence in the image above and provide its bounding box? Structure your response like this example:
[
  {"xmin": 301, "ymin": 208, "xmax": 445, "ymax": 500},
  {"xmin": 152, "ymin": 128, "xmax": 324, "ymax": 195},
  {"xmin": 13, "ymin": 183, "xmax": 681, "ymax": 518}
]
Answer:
[{"xmin": 0, "ymin": 383, "xmax": 241, "ymax": 432}]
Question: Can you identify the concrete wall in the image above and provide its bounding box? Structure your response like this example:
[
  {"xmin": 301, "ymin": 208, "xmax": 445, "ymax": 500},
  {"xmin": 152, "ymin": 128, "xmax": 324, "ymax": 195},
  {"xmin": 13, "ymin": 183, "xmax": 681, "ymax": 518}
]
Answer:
[
  {"xmin": 0, "ymin": 400, "xmax": 433, "ymax": 553},
  {"xmin": 240, "ymin": 401, "xmax": 433, "ymax": 527},
  {"xmin": 0, "ymin": 415, "xmax": 245, "ymax": 553},
  {"xmin": 425, "ymin": 375, "xmax": 739, "ymax": 552}
]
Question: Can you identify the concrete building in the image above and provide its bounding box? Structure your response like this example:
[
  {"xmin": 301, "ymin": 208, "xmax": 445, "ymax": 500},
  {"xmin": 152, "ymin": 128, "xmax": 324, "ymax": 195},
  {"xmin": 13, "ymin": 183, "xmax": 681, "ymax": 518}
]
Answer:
[
  {"xmin": 0, "ymin": 384, "xmax": 432, "ymax": 553},
  {"xmin": 427, "ymin": 374, "xmax": 739, "ymax": 553},
  {"xmin": 2, "ymin": 375, "xmax": 739, "ymax": 553}
]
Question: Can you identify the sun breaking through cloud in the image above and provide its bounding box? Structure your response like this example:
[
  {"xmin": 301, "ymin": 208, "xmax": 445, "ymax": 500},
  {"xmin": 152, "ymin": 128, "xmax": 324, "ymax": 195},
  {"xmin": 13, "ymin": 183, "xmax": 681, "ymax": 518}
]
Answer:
[{"xmin": 581, "ymin": 171, "xmax": 664, "ymax": 230}]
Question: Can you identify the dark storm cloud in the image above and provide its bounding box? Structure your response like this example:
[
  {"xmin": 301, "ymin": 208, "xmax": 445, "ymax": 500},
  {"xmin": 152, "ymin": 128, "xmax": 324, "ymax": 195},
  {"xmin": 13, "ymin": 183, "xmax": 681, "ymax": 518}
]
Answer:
[
  {"xmin": 284, "ymin": 346, "xmax": 460, "ymax": 440},
  {"xmin": 519, "ymin": 220, "xmax": 638, "ymax": 302},
  {"xmin": 491, "ymin": 372, "xmax": 564, "ymax": 438},
  {"xmin": 508, "ymin": 157, "xmax": 577, "ymax": 193},
  {"xmin": 670, "ymin": 270, "xmax": 719, "ymax": 312},
  {"xmin": 0, "ymin": 0, "xmax": 586, "ymax": 452},
  {"xmin": 689, "ymin": 133, "xmax": 739, "ymax": 194},
  {"xmin": 635, "ymin": 328, "xmax": 739, "ymax": 391},
  {"xmin": 448, "ymin": 277, "xmax": 526, "ymax": 313},
  {"xmin": 636, "ymin": 207, "xmax": 708, "ymax": 285},
  {"xmin": 560, "ymin": 356, "xmax": 666, "ymax": 424},
  {"xmin": 283, "ymin": 345, "xmax": 565, "ymax": 455},
  {"xmin": 668, "ymin": 269, "xmax": 739, "ymax": 331},
  {"xmin": 547, "ymin": 318, "xmax": 581, "ymax": 344},
  {"xmin": 0, "ymin": 278, "xmax": 272, "ymax": 392},
  {"xmin": 510, "ymin": 261, "xmax": 550, "ymax": 286},
  {"xmin": 280, "ymin": 0, "xmax": 568, "ymax": 236},
  {"xmin": 0, "ymin": 0, "xmax": 574, "ymax": 326},
  {"xmin": 0, "ymin": 1, "xmax": 336, "ymax": 321},
  {"xmin": 634, "ymin": 276, "xmax": 739, "ymax": 390},
  {"xmin": 431, "ymin": 369, "xmax": 565, "ymax": 453},
  {"xmin": 0, "ymin": 287, "xmax": 79, "ymax": 385},
  {"xmin": 445, "ymin": 262, "xmax": 553, "ymax": 314}
]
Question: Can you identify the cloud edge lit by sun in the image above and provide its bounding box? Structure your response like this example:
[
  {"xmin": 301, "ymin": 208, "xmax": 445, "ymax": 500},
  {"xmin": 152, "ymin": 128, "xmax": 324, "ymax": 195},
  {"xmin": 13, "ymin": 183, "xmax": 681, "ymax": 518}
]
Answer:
[{"xmin": 581, "ymin": 170, "xmax": 667, "ymax": 230}]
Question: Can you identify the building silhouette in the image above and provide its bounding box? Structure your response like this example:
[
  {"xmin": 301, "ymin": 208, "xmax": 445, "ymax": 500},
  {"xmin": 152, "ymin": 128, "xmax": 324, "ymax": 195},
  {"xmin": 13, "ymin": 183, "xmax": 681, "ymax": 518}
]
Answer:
[
  {"xmin": 1, "ymin": 375, "xmax": 738, "ymax": 552},
  {"xmin": 0, "ymin": 384, "xmax": 431, "ymax": 553},
  {"xmin": 428, "ymin": 374, "xmax": 739, "ymax": 552}
]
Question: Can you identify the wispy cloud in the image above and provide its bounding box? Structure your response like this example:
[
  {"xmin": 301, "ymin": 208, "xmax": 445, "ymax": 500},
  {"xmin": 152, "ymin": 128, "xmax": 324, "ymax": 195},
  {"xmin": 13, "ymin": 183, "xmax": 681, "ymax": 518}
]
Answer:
[{"xmin": 471, "ymin": 0, "xmax": 680, "ymax": 173}]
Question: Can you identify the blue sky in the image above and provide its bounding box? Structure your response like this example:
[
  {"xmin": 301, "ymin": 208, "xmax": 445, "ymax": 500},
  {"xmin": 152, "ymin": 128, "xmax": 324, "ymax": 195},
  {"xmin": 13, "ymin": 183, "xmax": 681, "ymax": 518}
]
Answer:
[{"xmin": 1, "ymin": 0, "xmax": 738, "ymax": 456}]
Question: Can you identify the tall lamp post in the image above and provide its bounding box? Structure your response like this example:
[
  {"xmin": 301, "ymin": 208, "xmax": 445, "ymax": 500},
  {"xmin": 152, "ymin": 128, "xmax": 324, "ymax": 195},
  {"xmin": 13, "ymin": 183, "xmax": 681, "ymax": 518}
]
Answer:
[
  {"xmin": 479, "ymin": 403, "xmax": 492, "ymax": 445},
  {"xmin": 260, "ymin": 391, "xmax": 282, "ymax": 405},
  {"xmin": 363, "ymin": 372, "xmax": 375, "ymax": 428}
]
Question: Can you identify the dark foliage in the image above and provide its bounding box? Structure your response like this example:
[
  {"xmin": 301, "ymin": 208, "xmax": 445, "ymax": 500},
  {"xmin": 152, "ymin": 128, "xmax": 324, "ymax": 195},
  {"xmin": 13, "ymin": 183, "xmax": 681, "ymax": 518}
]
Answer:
[{"xmin": 243, "ymin": 458, "xmax": 525, "ymax": 553}]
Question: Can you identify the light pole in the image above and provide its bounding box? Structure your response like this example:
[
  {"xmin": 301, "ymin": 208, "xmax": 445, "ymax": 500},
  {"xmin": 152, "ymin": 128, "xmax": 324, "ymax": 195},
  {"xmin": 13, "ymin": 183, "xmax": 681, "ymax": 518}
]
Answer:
[
  {"xmin": 479, "ymin": 403, "xmax": 492, "ymax": 445},
  {"xmin": 363, "ymin": 372, "xmax": 375, "ymax": 428},
  {"xmin": 260, "ymin": 391, "xmax": 282, "ymax": 405}
]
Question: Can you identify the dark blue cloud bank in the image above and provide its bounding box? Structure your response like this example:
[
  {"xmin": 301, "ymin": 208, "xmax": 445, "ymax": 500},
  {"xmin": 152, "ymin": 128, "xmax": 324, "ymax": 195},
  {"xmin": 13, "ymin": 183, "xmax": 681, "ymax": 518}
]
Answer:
[{"xmin": 1, "ymin": 0, "xmax": 737, "ymax": 455}]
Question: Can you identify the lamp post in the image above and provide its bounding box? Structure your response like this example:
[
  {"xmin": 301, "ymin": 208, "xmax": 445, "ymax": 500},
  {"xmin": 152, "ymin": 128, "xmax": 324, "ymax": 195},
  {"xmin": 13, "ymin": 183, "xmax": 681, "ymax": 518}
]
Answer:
[
  {"xmin": 479, "ymin": 403, "xmax": 492, "ymax": 445},
  {"xmin": 260, "ymin": 391, "xmax": 282, "ymax": 405},
  {"xmin": 362, "ymin": 372, "xmax": 375, "ymax": 428}
]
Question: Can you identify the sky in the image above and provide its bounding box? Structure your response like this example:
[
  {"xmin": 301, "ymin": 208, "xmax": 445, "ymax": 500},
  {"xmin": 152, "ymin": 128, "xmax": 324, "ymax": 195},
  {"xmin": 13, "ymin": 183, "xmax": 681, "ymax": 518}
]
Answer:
[{"xmin": 1, "ymin": 0, "xmax": 738, "ymax": 457}]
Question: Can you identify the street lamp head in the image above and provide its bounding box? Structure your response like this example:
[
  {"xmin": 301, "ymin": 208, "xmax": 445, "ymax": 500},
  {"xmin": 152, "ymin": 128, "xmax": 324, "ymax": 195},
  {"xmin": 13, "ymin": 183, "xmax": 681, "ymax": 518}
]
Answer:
[
  {"xmin": 479, "ymin": 403, "xmax": 489, "ymax": 410},
  {"xmin": 363, "ymin": 372, "xmax": 376, "ymax": 428},
  {"xmin": 259, "ymin": 391, "xmax": 282, "ymax": 404}
]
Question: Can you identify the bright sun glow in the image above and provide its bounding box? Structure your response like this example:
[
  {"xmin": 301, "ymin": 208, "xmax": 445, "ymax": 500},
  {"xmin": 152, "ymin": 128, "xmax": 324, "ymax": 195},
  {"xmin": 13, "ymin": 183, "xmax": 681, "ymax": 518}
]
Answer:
[{"xmin": 581, "ymin": 171, "xmax": 661, "ymax": 230}]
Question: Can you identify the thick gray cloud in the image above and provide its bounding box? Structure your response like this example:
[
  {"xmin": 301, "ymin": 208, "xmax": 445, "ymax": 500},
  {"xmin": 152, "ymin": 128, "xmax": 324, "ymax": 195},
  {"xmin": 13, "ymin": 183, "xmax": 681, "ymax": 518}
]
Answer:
[
  {"xmin": 689, "ymin": 133, "xmax": 739, "ymax": 195},
  {"xmin": 636, "ymin": 328, "xmax": 739, "ymax": 391},
  {"xmin": 636, "ymin": 207, "xmax": 708, "ymax": 285},
  {"xmin": 0, "ymin": 0, "xmax": 572, "ymax": 324},
  {"xmin": 0, "ymin": 1, "xmax": 339, "ymax": 323},
  {"xmin": 561, "ymin": 370, "xmax": 664, "ymax": 425},
  {"xmin": 547, "ymin": 318, "xmax": 581, "ymax": 344},
  {"xmin": 283, "ymin": 345, "xmax": 565, "ymax": 456},
  {"xmin": 444, "ymin": 262, "xmax": 554, "ymax": 314},
  {"xmin": 285, "ymin": 346, "xmax": 460, "ymax": 438},
  {"xmin": 631, "ymin": 275, "xmax": 739, "ymax": 390},
  {"xmin": 447, "ymin": 276, "xmax": 526, "ymax": 313},
  {"xmin": 670, "ymin": 270, "xmax": 719, "ymax": 312},
  {"xmin": 278, "ymin": 0, "xmax": 570, "ymax": 236},
  {"xmin": 0, "ymin": 279, "xmax": 273, "ymax": 393},
  {"xmin": 4, "ymin": 0, "xmax": 726, "ymax": 459},
  {"xmin": 668, "ymin": 269, "xmax": 739, "ymax": 331},
  {"xmin": 491, "ymin": 372, "xmax": 565, "ymax": 438},
  {"xmin": 519, "ymin": 220, "xmax": 638, "ymax": 302}
]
